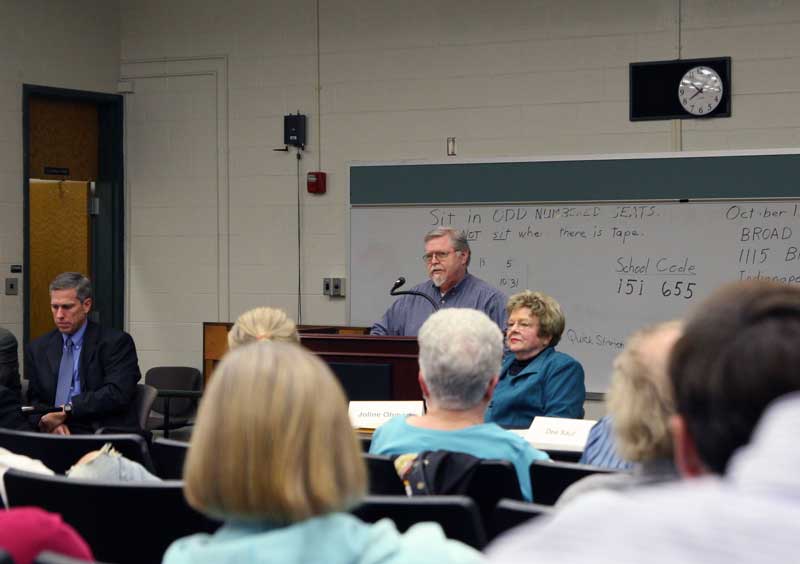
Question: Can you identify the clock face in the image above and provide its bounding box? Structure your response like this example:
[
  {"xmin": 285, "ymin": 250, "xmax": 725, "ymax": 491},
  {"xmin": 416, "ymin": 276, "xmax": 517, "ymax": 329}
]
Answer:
[{"xmin": 678, "ymin": 66, "xmax": 724, "ymax": 116}]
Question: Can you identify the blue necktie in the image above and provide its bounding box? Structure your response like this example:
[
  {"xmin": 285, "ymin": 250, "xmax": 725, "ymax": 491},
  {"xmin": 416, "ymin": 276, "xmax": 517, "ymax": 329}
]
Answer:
[{"xmin": 55, "ymin": 338, "xmax": 74, "ymax": 406}]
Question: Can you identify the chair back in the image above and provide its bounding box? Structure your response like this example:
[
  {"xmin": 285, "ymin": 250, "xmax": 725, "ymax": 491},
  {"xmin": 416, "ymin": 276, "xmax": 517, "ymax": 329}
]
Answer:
[
  {"xmin": 134, "ymin": 383, "xmax": 159, "ymax": 430},
  {"xmin": 489, "ymin": 498, "xmax": 553, "ymax": 540},
  {"xmin": 34, "ymin": 551, "xmax": 106, "ymax": 564},
  {"xmin": 4, "ymin": 469, "xmax": 220, "ymax": 564},
  {"xmin": 145, "ymin": 367, "xmax": 201, "ymax": 416},
  {"xmin": 529, "ymin": 459, "xmax": 617, "ymax": 505},
  {"xmin": 352, "ymin": 495, "xmax": 487, "ymax": 549},
  {"xmin": 465, "ymin": 459, "xmax": 523, "ymax": 522},
  {"xmin": 0, "ymin": 428, "xmax": 154, "ymax": 474},
  {"xmin": 363, "ymin": 453, "xmax": 405, "ymax": 495},
  {"xmin": 150, "ymin": 437, "xmax": 189, "ymax": 480},
  {"xmin": 542, "ymin": 448, "xmax": 583, "ymax": 463},
  {"xmin": 363, "ymin": 454, "xmax": 523, "ymax": 520}
]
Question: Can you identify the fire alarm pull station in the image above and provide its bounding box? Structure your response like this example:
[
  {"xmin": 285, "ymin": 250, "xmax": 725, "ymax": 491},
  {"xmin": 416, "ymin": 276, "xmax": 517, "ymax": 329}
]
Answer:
[{"xmin": 307, "ymin": 171, "xmax": 326, "ymax": 194}]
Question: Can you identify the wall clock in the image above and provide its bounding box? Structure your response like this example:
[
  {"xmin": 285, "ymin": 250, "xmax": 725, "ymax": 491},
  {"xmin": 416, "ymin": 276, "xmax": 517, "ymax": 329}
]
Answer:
[
  {"xmin": 678, "ymin": 66, "xmax": 723, "ymax": 116},
  {"xmin": 629, "ymin": 57, "xmax": 731, "ymax": 121}
]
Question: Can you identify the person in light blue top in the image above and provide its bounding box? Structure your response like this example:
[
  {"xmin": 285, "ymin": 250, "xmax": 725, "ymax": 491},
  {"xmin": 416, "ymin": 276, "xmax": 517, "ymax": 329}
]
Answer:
[
  {"xmin": 370, "ymin": 308, "xmax": 549, "ymax": 502},
  {"xmin": 485, "ymin": 290, "xmax": 585, "ymax": 428},
  {"xmin": 163, "ymin": 341, "xmax": 480, "ymax": 564}
]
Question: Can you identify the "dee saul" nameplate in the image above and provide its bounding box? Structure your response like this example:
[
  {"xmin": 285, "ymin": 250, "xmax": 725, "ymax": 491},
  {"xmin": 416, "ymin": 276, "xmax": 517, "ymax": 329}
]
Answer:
[{"xmin": 525, "ymin": 416, "xmax": 598, "ymax": 452}]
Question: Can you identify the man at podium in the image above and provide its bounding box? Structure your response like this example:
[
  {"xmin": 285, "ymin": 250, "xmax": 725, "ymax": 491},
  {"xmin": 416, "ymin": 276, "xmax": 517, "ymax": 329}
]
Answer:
[{"xmin": 370, "ymin": 227, "xmax": 507, "ymax": 336}]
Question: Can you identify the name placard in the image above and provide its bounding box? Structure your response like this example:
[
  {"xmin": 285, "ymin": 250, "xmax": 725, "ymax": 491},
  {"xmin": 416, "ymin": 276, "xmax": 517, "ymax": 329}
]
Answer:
[
  {"xmin": 349, "ymin": 401, "xmax": 425, "ymax": 430},
  {"xmin": 524, "ymin": 416, "xmax": 597, "ymax": 452}
]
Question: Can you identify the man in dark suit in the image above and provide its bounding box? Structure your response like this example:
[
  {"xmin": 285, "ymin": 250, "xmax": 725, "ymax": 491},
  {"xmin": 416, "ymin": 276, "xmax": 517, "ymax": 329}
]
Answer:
[
  {"xmin": 25, "ymin": 272, "xmax": 141, "ymax": 434},
  {"xmin": 0, "ymin": 326, "xmax": 32, "ymax": 430},
  {"xmin": 0, "ymin": 326, "xmax": 21, "ymax": 393}
]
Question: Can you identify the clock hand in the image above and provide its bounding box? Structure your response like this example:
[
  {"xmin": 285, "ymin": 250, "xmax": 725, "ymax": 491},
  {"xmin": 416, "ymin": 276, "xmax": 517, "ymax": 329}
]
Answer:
[{"xmin": 689, "ymin": 89, "xmax": 703, "ymax": 101}]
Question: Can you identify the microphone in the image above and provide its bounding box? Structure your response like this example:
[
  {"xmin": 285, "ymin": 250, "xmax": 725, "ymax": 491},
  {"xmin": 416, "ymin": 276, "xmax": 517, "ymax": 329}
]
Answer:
[
  {"xmin": 390, "ymin": 277, "xmax": 406, "ymax": 295},
  {"xmin": 387, "ymin": 276, "xmax": 439, "ymax": 311}
]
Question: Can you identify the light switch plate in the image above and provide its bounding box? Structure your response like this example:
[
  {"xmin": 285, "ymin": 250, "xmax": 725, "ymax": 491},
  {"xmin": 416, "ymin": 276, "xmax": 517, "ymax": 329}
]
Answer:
[{"xmin": 5, "ymin": 277, "xmax": 18, "ymax": 295}]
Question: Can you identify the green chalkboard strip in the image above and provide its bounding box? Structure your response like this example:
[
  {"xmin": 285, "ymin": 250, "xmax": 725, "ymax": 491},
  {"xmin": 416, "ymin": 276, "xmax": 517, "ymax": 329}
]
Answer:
[{"xmin": 350, "ymin": 153, "xmax": 800, "ymax": 205}]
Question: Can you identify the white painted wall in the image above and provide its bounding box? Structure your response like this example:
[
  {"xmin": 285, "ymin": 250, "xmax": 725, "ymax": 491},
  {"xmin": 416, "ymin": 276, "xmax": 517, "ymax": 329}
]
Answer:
[
  {"xmin": 119, "ymin": 0, "xmax": 800, "ymax": 382},
  {"xmin": 0, "ymin": 0, "xmax": 120, "ymax": 352}
]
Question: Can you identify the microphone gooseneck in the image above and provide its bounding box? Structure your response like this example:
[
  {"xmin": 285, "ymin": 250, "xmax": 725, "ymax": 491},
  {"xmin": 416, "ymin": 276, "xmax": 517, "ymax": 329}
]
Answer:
[{"xmin": 387, "ymin": 276, "xmax": 439, "ymax": 311}]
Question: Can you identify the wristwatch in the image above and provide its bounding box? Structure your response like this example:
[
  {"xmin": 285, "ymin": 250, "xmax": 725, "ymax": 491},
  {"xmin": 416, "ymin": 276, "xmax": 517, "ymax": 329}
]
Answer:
[{"xmin": 62, "ymin": 403, "xmax": 73, "ymax": 415}]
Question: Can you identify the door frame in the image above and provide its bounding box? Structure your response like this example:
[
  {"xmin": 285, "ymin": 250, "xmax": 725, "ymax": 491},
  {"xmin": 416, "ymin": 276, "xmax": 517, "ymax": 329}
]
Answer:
[{"xmin": 22, "ymin": 84, "xmax": 125, "ymax": 342}]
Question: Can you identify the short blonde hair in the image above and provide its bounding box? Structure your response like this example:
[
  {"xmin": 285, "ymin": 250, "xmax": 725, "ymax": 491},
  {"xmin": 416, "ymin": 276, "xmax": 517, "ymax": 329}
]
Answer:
[
  {"xmin": 183, "ymin": 342, "xmax": 366, "ymax": 523},
  {"xmin": 506, "ymin": 290, "xmax": 566, "ymax": 346},
  {"xmin": 608, "ymin": 320, "xmax": 682, "ymax": 462},
  {"xmin": 227, "ymin": 307, "xmax": 299, "ymax": 349}
]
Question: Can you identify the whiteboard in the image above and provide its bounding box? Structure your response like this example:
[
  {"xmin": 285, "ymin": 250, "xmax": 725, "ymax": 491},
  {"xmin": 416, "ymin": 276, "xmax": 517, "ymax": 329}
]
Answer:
[{"xmin": 350, "ymin": 200, "xmax": 800, "ymax": 392}]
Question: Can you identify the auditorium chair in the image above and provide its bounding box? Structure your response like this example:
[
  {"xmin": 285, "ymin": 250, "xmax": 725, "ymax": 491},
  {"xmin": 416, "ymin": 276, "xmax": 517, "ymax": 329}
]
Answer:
[
  {"xmin": 363, "ymin": 454, "xmax": 523, "ymax": 525},
  {"xmin": 145, "ymin": 366, "xmax": 202, "ymax": 438},
  {"xmin": 464, "ymin": 459, "xmax": 524, "ymax": 523},
  {"xmin": 93, "ymin": 383, "xmax": 158, "ymax": 438},
  {"xmin": 34, "ymin": 551, "xmax": 109, "ymax": 564},
  {"xmin": 149, "ymin": 437, "xmax": 189, "ymax": 479},
  {"xmin": 529, "ymin": 459, "xmax": 618, "ymax": 505},
  {"xmin": 363, "ymin": 453, "xmax": 405, "ymax": 495},
  {"xmin": 351, "ymin": 495, "xmax": 487, "ymax": 549},
  {"xmin": 489, "ymin": 498, "xmax": 553, "ymax": 540},
  {"xmin": 0, "ymin": 428, "xmax": 154, "ymax": 474},
  {"xmin": 4, "ymin": 469, "xmax": 220, "ymax": 564}
]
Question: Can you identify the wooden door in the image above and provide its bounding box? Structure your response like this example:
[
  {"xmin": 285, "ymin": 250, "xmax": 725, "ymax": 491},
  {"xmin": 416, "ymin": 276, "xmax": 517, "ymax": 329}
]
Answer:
[
  {"xmin": 26, "ymin": 95, "xmax": 99, "ymax": 341},
  {"xmin": 28, "ymin": 180, "xmax": 91, "ymax": 340}
]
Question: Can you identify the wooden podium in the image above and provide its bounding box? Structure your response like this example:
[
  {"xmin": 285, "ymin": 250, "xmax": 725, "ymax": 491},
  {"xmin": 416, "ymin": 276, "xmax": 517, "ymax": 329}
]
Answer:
[{"xmin": 202, "ymin": 323, "xmax": 422, "ymax": 400}]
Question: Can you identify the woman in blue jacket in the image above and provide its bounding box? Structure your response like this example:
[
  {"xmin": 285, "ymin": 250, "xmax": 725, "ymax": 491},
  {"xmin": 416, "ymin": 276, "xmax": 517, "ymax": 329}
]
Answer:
[{"xmin": 485, "ymin": 290, "xmax": 585, "ymax": 428}]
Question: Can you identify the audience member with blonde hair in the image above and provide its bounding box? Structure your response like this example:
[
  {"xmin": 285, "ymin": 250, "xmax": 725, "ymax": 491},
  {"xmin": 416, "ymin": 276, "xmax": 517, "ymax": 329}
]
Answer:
[
  {"xmin": 163, "ymin": 341, "xmax": 481, "ymax": 564},
  {"xmin": 557, "ymin": 320, "xmax": 683, "ymax": 506},
  {"xmin": 227, "ymin": 307, "xmax": 299, "ymax": 349},
  {"xmin": 485, "ymin": 290, "xmax": 585, "ymax": 427}
]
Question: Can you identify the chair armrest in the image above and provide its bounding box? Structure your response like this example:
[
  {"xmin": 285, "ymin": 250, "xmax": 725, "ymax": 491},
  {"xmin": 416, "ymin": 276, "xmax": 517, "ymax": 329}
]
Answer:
[{"xmin": 155, "ymin": 389, "xmax": 202, "ymax": 399}]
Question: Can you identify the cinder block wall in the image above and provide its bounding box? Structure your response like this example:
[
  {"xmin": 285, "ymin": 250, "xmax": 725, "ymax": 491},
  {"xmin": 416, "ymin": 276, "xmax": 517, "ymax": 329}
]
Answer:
[
  {"xmin": 120, "ymin": 1, "xmax": 800, "ymax": 381},
  {"xmin": 0, "ymin": 0, "xmax": 119, "ymax": 363},
  {"xmin": 7, "ymin": 1, "xmax": 800, "ymax": 398}
]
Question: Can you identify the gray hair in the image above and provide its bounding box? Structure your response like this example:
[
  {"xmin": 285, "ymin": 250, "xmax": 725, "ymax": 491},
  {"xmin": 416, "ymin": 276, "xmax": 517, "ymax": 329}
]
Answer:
[
  {"xmin": 424, "ymin": 227, "xmax": 471, "ymax": 266},
  {"xmin": 49, "ymin": 272, "xmax": 92, "ymax": 302},
  {"xmin": 418, "ymin": 308, "xmax": 503, "ymax": 410}
]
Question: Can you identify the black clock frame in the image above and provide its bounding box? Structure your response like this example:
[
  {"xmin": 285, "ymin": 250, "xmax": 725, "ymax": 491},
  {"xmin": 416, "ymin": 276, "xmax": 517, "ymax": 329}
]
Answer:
[{"xmin": 629, "ymin": 56, "xmax": 731, "ymax": 121}]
